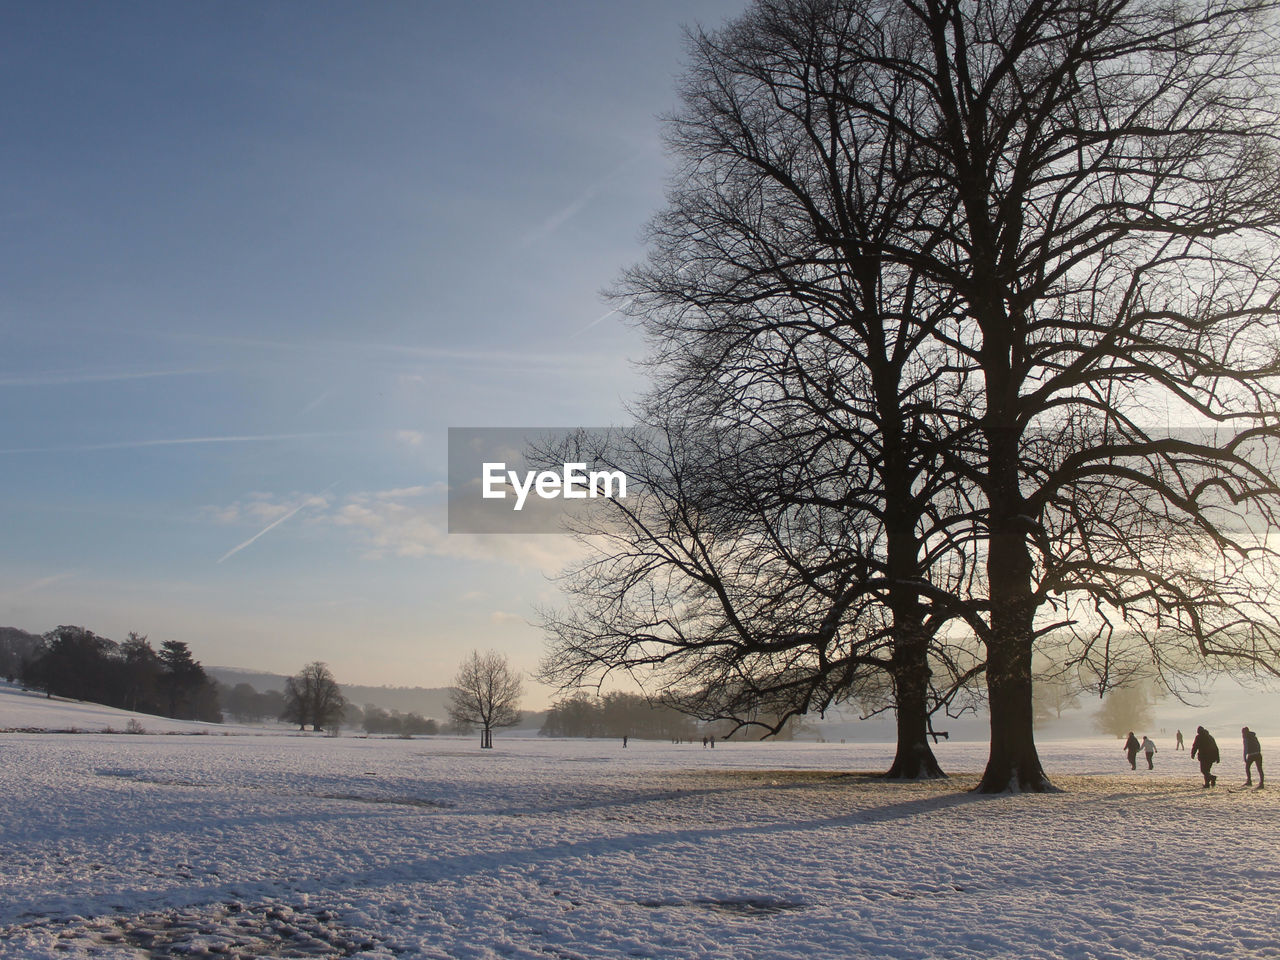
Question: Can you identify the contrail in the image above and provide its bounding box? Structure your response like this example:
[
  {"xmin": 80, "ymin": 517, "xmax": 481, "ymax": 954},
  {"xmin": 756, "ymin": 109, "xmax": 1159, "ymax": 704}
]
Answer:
[
  {"xmin": 0, "ymin": 433, "xmax": 344, "ymax": 455},
  {"xmin": 518, "ymin": 187, "xmax": 598, "ymax": 248},
  {"xmin": 518, "ymin": 157, "xmax": 636, "ymax": 249},
  {"xmin": 0, "ymin": 368, "xmax": 214, "ymax": 387},
  {"xmin": 216, "ymin": 482, "xmax": 339, "ymax": 564},
  {"xmin": 575, "ymin": 305, "xmax": 624, "ymax": 335},
  {"xmin": 575, "ymin": 264, "xmax": 690, "ymax": 336},
  {"xmin": 300, "ymin": 387, "xmax": 335, "ymax": 415},
  {"xmin": 20, "ymin": 571, "xmax": 73, "ymax": 593}
]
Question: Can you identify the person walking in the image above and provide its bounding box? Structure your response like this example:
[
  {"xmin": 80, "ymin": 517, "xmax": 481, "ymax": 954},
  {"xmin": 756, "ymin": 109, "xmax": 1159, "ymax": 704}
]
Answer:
[
  {"xmin": 1124, "ymin": 731, "xmax": 1141, "ymax": 770},
  {"xmin": 1175, "ymin": 729, "xmax": 1185, "ymax": 751},
  {"xmin": 1140, "ymin": 736, "xmax": 1157, "ymax": 770},
  {"xmin": 1191, "ymin": 726, "xmax": 1220, "ymax": 787},
  {"xmin": 1242, "ymin": 727, "xmax": 1264, "ymax": 788}
]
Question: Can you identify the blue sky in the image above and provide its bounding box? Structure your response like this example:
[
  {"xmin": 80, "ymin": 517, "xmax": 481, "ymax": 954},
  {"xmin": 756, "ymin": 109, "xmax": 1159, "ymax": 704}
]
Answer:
[{"xmin": 0, "ymin": 1, "xmax": 748, "ymax": 700}]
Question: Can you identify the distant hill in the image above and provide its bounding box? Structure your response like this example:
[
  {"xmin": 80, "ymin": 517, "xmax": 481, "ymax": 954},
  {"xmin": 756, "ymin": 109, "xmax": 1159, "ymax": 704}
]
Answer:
[{"xmin": 209, "ymin": 667, "xmax": 455, "ymax": 720}]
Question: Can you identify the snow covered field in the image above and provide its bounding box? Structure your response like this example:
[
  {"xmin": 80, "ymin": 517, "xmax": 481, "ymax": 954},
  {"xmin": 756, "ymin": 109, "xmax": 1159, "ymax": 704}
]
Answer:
[
  {"xmin": 0, "ymin": 683, "xmax": 272, "ymax": 736},
  {"xmin": 1, "ymin": 730, "xmax": 1275, "ymax": 960}
]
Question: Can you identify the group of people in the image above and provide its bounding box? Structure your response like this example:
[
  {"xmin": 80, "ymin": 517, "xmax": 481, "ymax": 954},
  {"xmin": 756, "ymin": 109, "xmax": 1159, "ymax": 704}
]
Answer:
[
  {"xmin": 1123, "ymin": 732, "xmax": 1159, "ymax": 769},
  {"xmin": 1124, "ymin": 727, "xmax": 1264, "ymax": 789}
]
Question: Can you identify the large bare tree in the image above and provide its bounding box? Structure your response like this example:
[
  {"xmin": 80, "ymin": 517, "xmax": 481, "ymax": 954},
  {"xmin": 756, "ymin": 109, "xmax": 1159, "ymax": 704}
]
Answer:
[
  {"xmin": 863, "ymin": 0, "xmax": 1280, "ymax": 789},
  {"xmin": 543, "ymin": 3, "xmax": 985, "ymax": 778},
  {"xmin": 548, "ymin": 0, "xmax": 1280, "ymax": 792}
]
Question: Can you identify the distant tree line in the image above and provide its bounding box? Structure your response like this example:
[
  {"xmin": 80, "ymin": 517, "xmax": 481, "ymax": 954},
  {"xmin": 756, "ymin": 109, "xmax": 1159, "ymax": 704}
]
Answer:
[
  {"xmin": 0, "ymin": 627, "xmax": 42, "ymax": 682},
  {"xmin": 540, "ymin": 692, "xmax": 700, "ymax": 741},
  {"xmin": 358, "ymin": 704, "xmax": 439, "ymax": 736},
  {"xmin": 18, "ymin": 625, "xmax": 221, "ymax": 723},
  {"xmin": 218, "ymin": 682, "xmax": 287, "ymax": 723},
  {"xmin": 219, "ymin": 678, "xmax": 444, "ymax": 736}
]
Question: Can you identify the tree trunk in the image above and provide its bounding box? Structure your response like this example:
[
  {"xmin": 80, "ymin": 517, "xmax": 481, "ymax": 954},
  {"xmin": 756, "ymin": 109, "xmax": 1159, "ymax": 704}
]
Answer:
[
  {"xmin": 978, "ymin": 631, "xmax": 1049, "ymax": 791},
  {"xmin": 884, "ymin": 612, "xmax": 945, "ymax": 779},
  {"xmin": 968, "ymin": 282, "xmax": 1053, "ymax": 792},
  {"xmin": 977, "ymin": 475, "xmax": 1052, "ymax": 792},
  {"xmin": 879, "ymin": 437, "xmax": 945, "ymax": 780},
  {"xmin": 886, "ymin": 691, "xmax": 945, "ymax": 778}
]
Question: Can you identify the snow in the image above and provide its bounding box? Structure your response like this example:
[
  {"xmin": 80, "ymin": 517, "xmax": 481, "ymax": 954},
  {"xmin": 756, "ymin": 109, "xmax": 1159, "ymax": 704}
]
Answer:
[
  {"xmin": 1, "ymin": 722, "xmax": 1276, "ymax": 959},
  {"xmin": 0, "ymin": 682, "xmax": 273, "ymax": 736}
]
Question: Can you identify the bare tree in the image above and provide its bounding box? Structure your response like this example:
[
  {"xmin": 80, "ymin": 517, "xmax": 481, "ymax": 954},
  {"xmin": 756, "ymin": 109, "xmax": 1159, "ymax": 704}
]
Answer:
[
  {"xmin": 551, "ymin": 0, "xmax": 1280, "ymax": 795},
  {"xmin": 281, "ymin": 661, "xmax": 347, "ymax": 733},
  {"xmin": 448, "ymin": 651, "xmax": 523, "ymax": 749},
  {"xmin": 848, "ymin": 0, "xmax": 1280, "ymax": 790},
  {"xmin": 540, "ymin": 0, "xmax": 1280, "ymax": 798},
  {"xmin": 541, "ymin": 0, "xmax": 992, "ymax": 778}
]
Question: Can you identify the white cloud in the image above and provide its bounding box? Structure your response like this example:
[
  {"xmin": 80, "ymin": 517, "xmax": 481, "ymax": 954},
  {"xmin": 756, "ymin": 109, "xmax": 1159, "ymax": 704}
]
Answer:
[
  {"xmin": 209, "ymin": 485, "xmax": 585, "ymax": 573},
  {"xmin": 372, "ymin": 484, "xmax": 440, "ymax": 499},
  {"xmin": 332, "ymin": 489, "xmax": 586, "ymax": 572}
]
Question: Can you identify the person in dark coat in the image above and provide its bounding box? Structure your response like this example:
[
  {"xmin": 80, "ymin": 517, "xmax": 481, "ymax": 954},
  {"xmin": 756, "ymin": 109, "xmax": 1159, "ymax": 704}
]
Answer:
[
  {"xmin": 1123, "ymin": 731, "xmax": 1141, "ymax": 770},
  {"xmin": 1191, "ymin": 726, "xmax": 1220, "ymax": 787},
  {"xmin": 1242, "ymin": 727, "xmax": 1264, "ymax": 788}
]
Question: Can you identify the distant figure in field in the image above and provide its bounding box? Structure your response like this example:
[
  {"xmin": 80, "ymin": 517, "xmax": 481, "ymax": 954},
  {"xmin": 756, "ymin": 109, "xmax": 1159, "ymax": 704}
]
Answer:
[
  {"xmin": 709, "ymin": 735, "xmax": 715, "ymax": 749},
  {"xmin": 1124, "ymin": 731, "xmax": 1141, "ymax": 770},
  {"xmin": 1242, "ymin": 727, "xmax": 1264, "ymax": 788},
  {"xmin": 1140, "ymin": 736, "xmax": 1157, "ymax": 770},
  {"xmin": 702, "ymin": 735, "xmax": 708, "ymax": 749},
  {"xmin": 622, "ymin": 735, "xmax": 628, "ymax": 748},
  {"xmin": 1191, "ymin": 726, "xmax": 1220, "ymax": 787},
  {"xmin": 1175, "ymin": 729, "xmax": 1185, "ymax": 751}
]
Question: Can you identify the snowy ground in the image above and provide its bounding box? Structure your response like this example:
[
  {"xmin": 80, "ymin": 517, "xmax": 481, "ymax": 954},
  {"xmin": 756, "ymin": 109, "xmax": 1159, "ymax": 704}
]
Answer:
[
  {"xmin": 0, "ymin": 683, "xmax": 275, "ymax": 736},
  {"xmin": 1, "ymin": 730, "xmax": 1275, "ymax": 960}
]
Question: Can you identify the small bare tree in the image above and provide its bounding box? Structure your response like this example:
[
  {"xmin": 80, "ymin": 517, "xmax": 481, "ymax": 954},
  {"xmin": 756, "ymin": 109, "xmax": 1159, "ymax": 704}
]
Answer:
[{"xmin": 448, "ymin": 651, "xmax": 523, "ymax": 749}]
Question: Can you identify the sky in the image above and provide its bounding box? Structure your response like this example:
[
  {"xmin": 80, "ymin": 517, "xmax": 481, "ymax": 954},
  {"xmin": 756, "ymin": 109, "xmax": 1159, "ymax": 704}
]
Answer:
[{"xmin": 0, "ymin": 0, "xmax": 751, "ymax": 702}]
